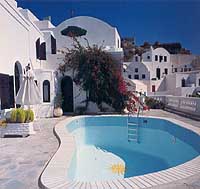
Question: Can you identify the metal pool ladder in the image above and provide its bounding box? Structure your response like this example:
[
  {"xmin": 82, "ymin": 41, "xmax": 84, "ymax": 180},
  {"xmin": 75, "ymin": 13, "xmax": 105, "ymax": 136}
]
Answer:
[{"xmin": 127, "ymin": 107, "xmax": 141, "ymax": 143}]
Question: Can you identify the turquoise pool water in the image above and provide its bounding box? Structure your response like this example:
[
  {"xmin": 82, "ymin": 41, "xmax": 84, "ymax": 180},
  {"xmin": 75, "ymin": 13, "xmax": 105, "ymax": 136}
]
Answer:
[{"xmin": 67, "ymin": 116, "xmax": 200, "ymax": 182}]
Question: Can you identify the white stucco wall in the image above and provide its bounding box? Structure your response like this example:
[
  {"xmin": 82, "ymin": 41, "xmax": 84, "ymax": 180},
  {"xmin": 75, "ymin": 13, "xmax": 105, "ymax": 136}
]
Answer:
[{"xmin": 52, "ymin": 16, "xmax": 122, "ymax": 52}]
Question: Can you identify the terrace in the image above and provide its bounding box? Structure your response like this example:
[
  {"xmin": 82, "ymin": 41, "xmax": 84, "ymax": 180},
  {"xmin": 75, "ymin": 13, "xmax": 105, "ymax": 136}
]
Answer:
[{"xmin": 0, "ymin": 110, "xmax": 200, "ymax": 189}]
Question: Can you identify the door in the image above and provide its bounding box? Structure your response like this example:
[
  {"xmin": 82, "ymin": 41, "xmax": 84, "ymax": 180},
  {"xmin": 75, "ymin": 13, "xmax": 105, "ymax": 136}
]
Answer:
[
  {"xmin": 61, "ymin": 76, "xmax": 74, "ymax": 112},
  {"xmin": 152, "ymin": 85, "xmax": 156, "ymax": 92},
  {"xmin": 0, "ymin": 73, "xmax": 13, "ymax": 109}
]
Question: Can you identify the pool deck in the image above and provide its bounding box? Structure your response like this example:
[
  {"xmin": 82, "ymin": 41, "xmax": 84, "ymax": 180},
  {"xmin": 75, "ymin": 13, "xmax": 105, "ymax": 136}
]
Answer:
[
  {"xmin": 0, "ymin": 110, "xmax": 200, "ymax": 189},
  {"xmin": 0, "ymin": 117, "xmax": 64, "ymax": 189}
]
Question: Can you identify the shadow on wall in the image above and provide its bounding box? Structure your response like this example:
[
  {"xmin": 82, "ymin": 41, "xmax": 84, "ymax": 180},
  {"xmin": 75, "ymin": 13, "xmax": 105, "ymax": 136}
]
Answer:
[{"xmin": 157, "ymin": 77, "xmax": 166, "ymax": 92}]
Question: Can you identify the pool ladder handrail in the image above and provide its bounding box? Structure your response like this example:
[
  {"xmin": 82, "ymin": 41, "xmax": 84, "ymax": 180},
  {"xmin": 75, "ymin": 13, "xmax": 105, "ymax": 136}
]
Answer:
[{"xmin": 127, "ymin": 107, "xmax": 140, "ymax": 143}]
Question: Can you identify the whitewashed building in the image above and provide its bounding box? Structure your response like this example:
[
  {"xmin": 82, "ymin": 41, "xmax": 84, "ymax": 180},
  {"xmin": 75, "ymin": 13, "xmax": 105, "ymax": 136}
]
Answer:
[
  {"xmin": 0, "ymin": 0, "xmax": 123, "ymax": 117},
  {"xmin": 124, "ymin": 46, "xmax": 200, "ymax": 96}
]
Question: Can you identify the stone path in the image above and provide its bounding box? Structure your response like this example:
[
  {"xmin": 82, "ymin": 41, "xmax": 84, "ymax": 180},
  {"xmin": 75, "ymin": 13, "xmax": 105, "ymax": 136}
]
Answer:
[{"xmin": 0, "ymin": 117, "xmax": 64, "ymax": 189}]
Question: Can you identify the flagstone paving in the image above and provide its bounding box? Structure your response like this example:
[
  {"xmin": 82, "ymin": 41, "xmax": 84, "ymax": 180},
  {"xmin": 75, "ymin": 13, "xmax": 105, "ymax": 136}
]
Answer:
[
  {"xmin": 0, "ymin": 111, "xmax": 200, "ymax": 189},
  {"xmin": 0, "ymin": 117, "xmax": 64, "ymax": 189}
]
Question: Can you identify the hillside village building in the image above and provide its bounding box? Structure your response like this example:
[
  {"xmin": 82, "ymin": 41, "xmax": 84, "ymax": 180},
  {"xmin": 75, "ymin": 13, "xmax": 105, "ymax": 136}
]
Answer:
[
  {"xmin": 124, "ymin": 47, "xmax": 200, "ymax": 96},
  {"xmin": 0, "ymin": 0, "xmax": 200, "ymax": 117}
]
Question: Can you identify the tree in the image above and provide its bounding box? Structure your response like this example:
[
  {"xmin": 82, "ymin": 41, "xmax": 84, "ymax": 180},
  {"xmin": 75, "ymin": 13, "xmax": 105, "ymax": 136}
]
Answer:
[{"xmin": 58, "ymin": 38, "xmax": 127, "ymax": 112}]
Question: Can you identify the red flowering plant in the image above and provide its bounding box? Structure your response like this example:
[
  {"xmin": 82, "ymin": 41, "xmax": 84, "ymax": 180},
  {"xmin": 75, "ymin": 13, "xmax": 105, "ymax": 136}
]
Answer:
[
  {"xmin": 125, "ymin": 90, "xmax": 150, "ymax": 114},
  {"xmin": 58, "ymin": 37, "xmax": 127, "ymax": 112}
]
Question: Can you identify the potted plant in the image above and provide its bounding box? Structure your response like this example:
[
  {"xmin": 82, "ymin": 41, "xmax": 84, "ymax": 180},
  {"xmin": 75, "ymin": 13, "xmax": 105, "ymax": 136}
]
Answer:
[
  {"xmin": 0, "ymin": 108, "xmax": 35, "ymax": 138},
  {"xmin": 53, "ymin": 93, "xmax": 63, "ymax": 117}
]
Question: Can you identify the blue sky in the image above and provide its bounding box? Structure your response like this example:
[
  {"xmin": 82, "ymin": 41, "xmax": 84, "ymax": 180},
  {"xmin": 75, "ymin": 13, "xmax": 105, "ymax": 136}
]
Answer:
[{"xmin": 17, "ymin": 0, "xmax": 200, "ymax": 54}]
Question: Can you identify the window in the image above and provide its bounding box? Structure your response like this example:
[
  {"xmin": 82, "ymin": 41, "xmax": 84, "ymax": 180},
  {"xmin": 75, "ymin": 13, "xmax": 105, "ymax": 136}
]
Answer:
[
  {"xmin": 164, "ymin": 56, "xmax": 167, "ymax": 62},
  {"xmin": 156, "ymin": 68, "xmax": 161, "ymax": 79},
  {"xmin": 159, "ymin": 56, "xmax": 163, "ymax": 62},
  {"xmin": 36, "ymin": 38, "xmax": 40, "ymax": 59},
  {"xmin": 134, "ymin": 75, "xmax": 139, "ymax": 79},
  {"xmin": 43, "ymin": 80, "xmax": 50, "ymax": 102},
  {"xmin": 135, "ymin": 68, "xmax": 138, "ymax": 73},
  {"xmin": 142, "ymin": 74, "xmax": 146, "ymax": 79},
  {"xmin": 51, "ymin": 35, "xmax": 57, "ymax": 54},
  {"xmin": 128, "ymin": 75, "xmax": 132, "ymax": 79},
  {"xmin": 147, "ymin": 55, "xmax": 150, "ymax": 60},
  {"xmin": 164, "ymin": 68, "xmax": 168, "ymax": 75},
  {"xmin": 40, "ymin": 42, "xmax": 46, "ymax": 60},
  {"xmin": 199, "ymin": 79, "xmax": 200, "ymax": 86},
  {"xmin": 184, "ymin": 65, "xmax": 187, "ymax": 72},
  {"xmin": 155, "ymin": 55, "xmax": 158, "ymax": 61},
  {"xmin": 188, "ymin": 68, "xmax": 192, "ymax": 71},
  {"xmin": 174, "ymin": 68, "xmax": 178, "ymax": 72},
  {"xmin": 181, "ymin": 78, "xmax": 186, "ymax": 87},
  {"xmin": 181, "ymin": 68, "xmax": 183, "ymax": 72},
  {"xmin": 135, "ymin": 56, "xmax": 138, "ymax": 62}
]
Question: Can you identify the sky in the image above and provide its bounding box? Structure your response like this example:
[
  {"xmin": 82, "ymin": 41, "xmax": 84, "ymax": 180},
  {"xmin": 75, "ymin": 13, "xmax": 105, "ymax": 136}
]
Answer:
[{"xmin": 17, "ymin": 0, "xmax": 200, "ymax": 54}]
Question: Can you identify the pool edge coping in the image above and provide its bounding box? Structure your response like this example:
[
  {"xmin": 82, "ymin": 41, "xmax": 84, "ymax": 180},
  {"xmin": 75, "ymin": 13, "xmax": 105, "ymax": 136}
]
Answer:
[{"xmin": 39, "ymin": 115, "xmax": 200, "ymax": 189}]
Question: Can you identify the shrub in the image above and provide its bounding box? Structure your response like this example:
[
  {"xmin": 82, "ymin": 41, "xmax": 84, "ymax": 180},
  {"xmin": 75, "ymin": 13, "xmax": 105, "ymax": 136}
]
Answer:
[
  {"xmin": 0, "ymin": 120, "xmax": 7, "ymax": 127},
  {"xmin": 10, "ymin": 109, "xmax": 17, "ymax": 123},
  {"xmin": 75, "ymin": 106, "xmax": 87, "ymax": 115},
  {"xmin": 16, "ymin": 109, "xmax": 26, "ymax": 123},
  {"xmin": 145, "ymin": 97, "xmax": 165, "ymax": 109},
  {"xmin": 25, "ymin": 109, "xmax": 34, "ymax": 123}
]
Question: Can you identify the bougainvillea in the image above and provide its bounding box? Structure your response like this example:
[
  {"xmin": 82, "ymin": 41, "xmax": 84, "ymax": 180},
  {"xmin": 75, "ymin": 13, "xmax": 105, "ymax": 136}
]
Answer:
[
  {"xmin": 58, "ymin": 38, "xmax": 127, "ymax": 112},
  {"xmin": 126, "ymin": 91, "xmax": 149, "ymax": 114}
]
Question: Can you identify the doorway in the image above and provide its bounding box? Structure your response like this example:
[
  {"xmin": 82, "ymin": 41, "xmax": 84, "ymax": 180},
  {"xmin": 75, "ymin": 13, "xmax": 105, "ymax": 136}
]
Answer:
[{"xmin": 61, "ymin": 76, "xmax": 74, "ymax": 112}]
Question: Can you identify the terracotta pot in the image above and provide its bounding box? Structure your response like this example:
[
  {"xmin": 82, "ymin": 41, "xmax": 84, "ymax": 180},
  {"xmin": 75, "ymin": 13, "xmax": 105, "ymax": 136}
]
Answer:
[{"xmin": 53, "ymin": 107, "xmax": 63, "ymax": 117}]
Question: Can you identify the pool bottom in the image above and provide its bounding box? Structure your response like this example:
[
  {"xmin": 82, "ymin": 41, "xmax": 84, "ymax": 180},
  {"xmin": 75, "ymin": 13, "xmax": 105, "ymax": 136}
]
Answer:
[{"xmin": 68, "ymin": 145, "xmax": 169, "ymax": 182}]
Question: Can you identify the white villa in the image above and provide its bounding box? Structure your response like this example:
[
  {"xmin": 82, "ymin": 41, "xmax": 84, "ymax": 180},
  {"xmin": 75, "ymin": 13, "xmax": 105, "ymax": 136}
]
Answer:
[
  {"xmin": 0, "ymin": 0, "xmax": 200, "ymax": 117},
  {"xmin": 0, "ymin": 0, "xmax": 123, "ymax": 117},
  {"xmin": 124, "ymin": 47, "xmax": 200, "ymax": 96}
]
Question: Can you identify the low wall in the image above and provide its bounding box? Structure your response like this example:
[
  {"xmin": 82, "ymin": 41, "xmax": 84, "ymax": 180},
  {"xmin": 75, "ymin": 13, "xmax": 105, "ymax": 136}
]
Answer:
[{"xmin": 149, "ymin": 95, "xmax": 200, "ymax": 120}]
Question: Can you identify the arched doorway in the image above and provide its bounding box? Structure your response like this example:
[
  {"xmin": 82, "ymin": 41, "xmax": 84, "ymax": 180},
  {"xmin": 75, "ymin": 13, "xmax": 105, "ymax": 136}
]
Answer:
[
  {"xmin": 61, "ymin": 76, "xmax": 74, "ymax": 112},
  {"xmin": 14, "ymin": 62, "xmax": 22, "ymax": 95}
]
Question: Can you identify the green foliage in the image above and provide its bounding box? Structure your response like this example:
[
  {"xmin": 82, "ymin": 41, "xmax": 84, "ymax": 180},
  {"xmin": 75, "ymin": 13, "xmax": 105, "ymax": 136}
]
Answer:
[
  {"xmin": 25, "ymin": 109, "xmax": 34, "ymax": 123},
  {"xmin": 54, "ymin": 93, "xmax": 63, "ymax": 108},
  {"xmin": 16, "ymin": 109, "xmax": 26, "ymax": 123},
  {"xmin": 10, "ymin": 109, "xmax": 17, "ymax": 123},
  {"xmin": 145, "ymin": 97, "xmax": 165, "ymax": 109},
  {"xmin": 9, "ymin": 108, "xmax": 34, "ymax": 123},
  {"xmin": 58, "ymin": 38, "xmax": 127, "ymax": 112}
]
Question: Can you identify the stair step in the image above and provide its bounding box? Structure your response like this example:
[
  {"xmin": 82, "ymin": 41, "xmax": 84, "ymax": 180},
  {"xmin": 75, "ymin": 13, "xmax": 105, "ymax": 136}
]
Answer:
[
  {"xmin": 128, "ymin": 128, "xmax": 137, "ymax": 130},
  {"xmin": 128, "ymin": 138, "xmax": 137, "ymax": 142},
  {"xmin": 128, "ymin": 123, "xmax": 138, "ymax": 126},
  {"xmin": 128, "ymin": 133, "xmax": 137, "ymax": 136}
]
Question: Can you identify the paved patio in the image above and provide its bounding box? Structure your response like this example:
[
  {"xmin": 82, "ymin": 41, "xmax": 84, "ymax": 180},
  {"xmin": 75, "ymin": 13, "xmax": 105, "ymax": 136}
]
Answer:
[
  {"xmin": 0, "ymin": 110, "xmax": 200, "ymax": 189},
  {"xmin": 0, "ymin": 117, "xmax": 64, "ymax": 189}
]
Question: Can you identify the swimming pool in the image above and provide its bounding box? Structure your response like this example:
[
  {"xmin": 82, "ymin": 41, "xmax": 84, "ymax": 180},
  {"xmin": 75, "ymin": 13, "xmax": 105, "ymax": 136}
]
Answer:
[{"xmin": 67, "ymin": 116, "xmax": 200, "ymax": 182}]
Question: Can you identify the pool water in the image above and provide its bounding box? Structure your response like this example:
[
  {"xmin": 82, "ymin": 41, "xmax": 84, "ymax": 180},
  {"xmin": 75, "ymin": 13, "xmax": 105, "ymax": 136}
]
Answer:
[{"xmin": 67, "ymin": 116, "xmax": 200, "ymax": 182}]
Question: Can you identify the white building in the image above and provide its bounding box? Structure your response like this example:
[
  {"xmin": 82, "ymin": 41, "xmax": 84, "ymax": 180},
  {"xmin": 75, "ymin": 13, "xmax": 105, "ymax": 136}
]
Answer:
[
  {"xmin": 124, "ymin": 47, "xmax": 200, "ymax": 96},
  {"xmin": 0, "ymin": 0, "xmax": 123, "ymax": 117}
]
